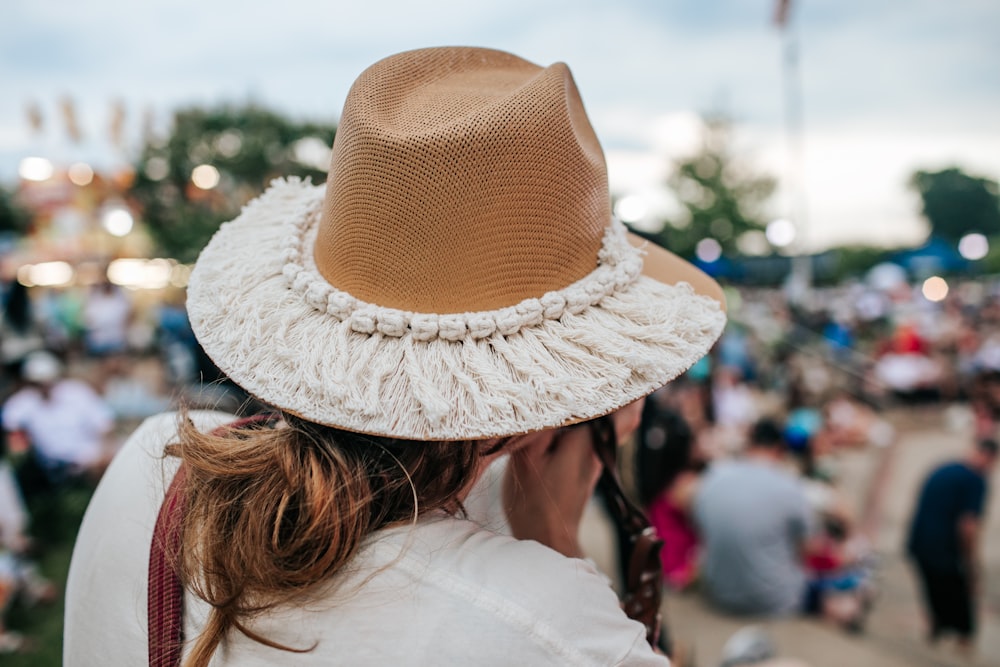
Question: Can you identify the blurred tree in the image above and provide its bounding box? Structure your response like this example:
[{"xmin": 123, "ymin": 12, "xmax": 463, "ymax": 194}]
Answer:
[
  {"xmin": 824, "ymin": 246, "xmax": 891, "ymax": 284},
  {"xmin": 909, "ymin": 167, "xmax": 1000, "ymax": 241},
  {"xmin": 130, "ymin": 104, "xmax": 336, "ymax": 262},
  {"xmin": 0, "ymin": 185, "xmax": 30, "ymax": 234},
  {"xmin": 658, "ymin": 116, "xmax": 776, "ymax": 259}
]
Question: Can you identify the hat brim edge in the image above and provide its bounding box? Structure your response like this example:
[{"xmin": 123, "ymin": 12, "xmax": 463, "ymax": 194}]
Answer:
[
  {"xmin": 188, "ymin": 180, "xmax": 727, "ymax": 442},
  {"xmin": 631, "ymin": 232, "xmax": 727, "ymax": 313}
]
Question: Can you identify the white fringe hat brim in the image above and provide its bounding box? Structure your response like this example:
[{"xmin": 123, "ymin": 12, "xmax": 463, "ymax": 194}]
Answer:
[{"xmin": 187, "ymin": 179, "xmax": 726, "ymax": 440}]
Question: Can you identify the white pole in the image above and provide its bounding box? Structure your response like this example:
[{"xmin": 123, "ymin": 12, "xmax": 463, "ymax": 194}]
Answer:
[{"xmin": 778, "ymin": 2, "xmax": 812, "ymax": 301}]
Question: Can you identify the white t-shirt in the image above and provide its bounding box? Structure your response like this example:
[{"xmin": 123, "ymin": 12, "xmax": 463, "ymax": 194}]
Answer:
[
  {"xmin": 3, "ymin": 380, "xmax": 113, "ymax": 467},
  {"xmin": 64, "ymin": 412, "xmax": 667, "ymax": 666},
  {"xmin": 83, "ymin": 289, "xmax": 131, "ymax": 351}
]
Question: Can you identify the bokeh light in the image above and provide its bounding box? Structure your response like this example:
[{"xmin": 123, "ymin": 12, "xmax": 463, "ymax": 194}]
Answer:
[
  {"xmin": 19, "ymin": 156, "xmax": 54, "ymax": 181},
  {"xmin": 17, "ymin": 261, "xmax": 74, "ymax": 287},
  {"xmin": 766, "ymin": 219, "xmax": 796, "ymax": 247},
  {"xmin": 922, "ymin": 276, "xmax": 949, "ymax": 302},
  {"xmin": 102, "ymin": 207, "xmax": 134, "ymax": 236},
  {"xmin": 736, "ymin": 230, "xmax": 770, "ymax": 256},
  {"xmin": 170, "ymin": 263, "xmax": 192, "ymax": 288},
  {"xmin": 958, "ymin": 233, "xmax": 989, "ymax": 261},
  {"xmin": 695, "ymin": 238, "xmax": 722, "ymax": 263},
  {"xmin": 107, "ymin": 258, "xmax": 173, "ymax": 290},
  {"xmin": 68, "ymin": 162, "xmax": 94, "ymax": 186},
  {"xmin": 215, "ymin": 130, "xmax": 243, "ymax": 158},
  {"xmin": 292, "ymin": 136, "xmax": 331, "ymax": 171},
  {"xmin": 191, "ymin": 164, "xmax": 220, "ymax": 189},
  {"xmin": 614, "ymin": 195, "xmax": 648, "ymax": 224},
  {"xmin": 145, "ymin": 157, "xmax": 169, "ymax": 181}
]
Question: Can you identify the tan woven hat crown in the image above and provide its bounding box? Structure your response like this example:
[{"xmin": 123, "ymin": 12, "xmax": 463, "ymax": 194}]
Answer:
[
  {"xmin": 187, "ymin": 46, "xmax": 726, "ymax": 440},
  {"xmin": 315, "ymin": 48, "xmax": 608, "ymax": 314}
]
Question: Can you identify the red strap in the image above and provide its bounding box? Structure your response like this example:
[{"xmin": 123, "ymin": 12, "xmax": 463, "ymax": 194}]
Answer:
[{"xmin": 148, "ymin": 464, "xmax": 187, "ymax": 667}]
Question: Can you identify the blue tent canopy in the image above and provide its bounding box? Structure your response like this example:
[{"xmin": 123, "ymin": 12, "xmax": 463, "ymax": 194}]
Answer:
[{"xmin": 889, "ymin": 237, "xmax": 968, "ymax": 277}]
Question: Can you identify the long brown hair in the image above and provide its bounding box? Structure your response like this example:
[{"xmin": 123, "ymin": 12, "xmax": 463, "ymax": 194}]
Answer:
[{"xmin": 166, "ymin": 412, "xmax": 486, "ymax": 666}]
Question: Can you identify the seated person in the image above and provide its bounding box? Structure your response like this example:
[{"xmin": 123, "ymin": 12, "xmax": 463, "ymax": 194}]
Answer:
[{"xmin": 694, "ymin": 419, "xmax": 813, "ymax": 616}]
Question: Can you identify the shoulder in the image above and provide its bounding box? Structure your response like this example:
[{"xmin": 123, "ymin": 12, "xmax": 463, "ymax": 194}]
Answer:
[
  {"xmin": 372, "ymin": 518, "xmax": 665, "ymax": 666},
  {"xmin": 64, "ymin": 410, "xmax": 237, "ymax": 664},
  {"xmin": 81, "ymin": 410, "xmax": 237, "ymax": 523},
  {"xmin": 699, "ymin": 459, "xmax": 735, "ymax": 486},
  {"xmin": 4, "ymin": 386, "xmax": 41, "ymax": 407},
  {"xmin": 78, "ymin": 409, "xmax": 236, "ymax": 512},
  {"xmin": 118, "ymin": 410, "xmax": 237, "ymax": 458},
  {"xmin": 928, "ymin": 462, "xmax": 979, "ymax": 488},
  {"xmin": 2, "ymin": 389, "xmax": 37, "ymax": 421},
  {"xmin": 693, "ymin": 462, "xmax": 730, "ymax": 507},
  {"xmin": 933, "ymin": 461, "xmax": 966, "ymax": 476}
]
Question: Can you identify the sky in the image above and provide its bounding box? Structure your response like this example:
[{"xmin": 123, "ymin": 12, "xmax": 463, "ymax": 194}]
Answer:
[{"xmin": 2, "ymin": 0, "xmax": 999, "ymax": 251}]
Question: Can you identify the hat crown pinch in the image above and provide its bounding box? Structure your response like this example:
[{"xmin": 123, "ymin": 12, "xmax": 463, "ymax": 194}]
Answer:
[{"xmin": 313, "ymin": 47, "xmax": 610, "ymax": 314}]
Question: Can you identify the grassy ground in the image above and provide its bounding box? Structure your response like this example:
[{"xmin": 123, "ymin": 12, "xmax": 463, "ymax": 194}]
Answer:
[{"xmin": 5, "ymin": 483, "xmax": 93, "ymax": 666}]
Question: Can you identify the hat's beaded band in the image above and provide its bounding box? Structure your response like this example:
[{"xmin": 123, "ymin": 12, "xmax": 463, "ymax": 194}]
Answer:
[{"xmin": 280, "ymin": 191, "xmax": 644, "ymax": 342}]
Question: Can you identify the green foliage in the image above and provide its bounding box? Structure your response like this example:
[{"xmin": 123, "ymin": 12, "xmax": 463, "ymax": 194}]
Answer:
[
  {"xmin": 130, "ymin": 104, "xmax": 336, "ymax": 262},
  {"xmin": 658, "ymin": 116, "xmax": 776, "ymax": 258},
  {"xmin": 826, "ymin": 246, "xmax": 892, "ymax": 282},
  {"xmin": 0, "ymin": 184, "xmax": 30, "ymax": 234},
  {"xmin": 972, "ymin": 237, "xmax": 1000, "ymax": 274},
  {"xmin": 4, "ymin": 484, "xmax": 94, "ymax": 667},
  {"xmin": 909, "ymin": 167, "xmax": 1000, "ymax": 241}
]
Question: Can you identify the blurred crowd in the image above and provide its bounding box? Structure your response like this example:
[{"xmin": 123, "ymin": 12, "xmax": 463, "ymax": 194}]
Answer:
[
  {"xmin": 0, "ymin": 275, "xmax": 239, "ymax": 652},
  {"xmin": 2, "ymin": 269, "xmax": 1000, "ymax": 656},
  {"xmin": 622, "ymin": 274, "xmax": 1000, "ymax": 658}
]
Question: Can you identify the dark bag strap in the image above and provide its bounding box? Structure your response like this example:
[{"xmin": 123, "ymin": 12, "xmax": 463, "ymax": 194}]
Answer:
[
  {"xmin": 588, "ymin": 414, "xmax": 665, "ymax": 648},
  {"xmin": 147, "ymin": 414, "xmax": 279, "ymax": 667}
]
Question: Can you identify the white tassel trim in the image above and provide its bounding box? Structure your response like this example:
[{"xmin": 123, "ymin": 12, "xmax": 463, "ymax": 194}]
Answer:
[{"xmin": 188, "ymin": 178, "xmax": 726, "ymax": 440}]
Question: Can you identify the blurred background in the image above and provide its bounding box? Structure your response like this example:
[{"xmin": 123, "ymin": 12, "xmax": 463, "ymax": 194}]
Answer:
[{"xmin": 0, "ymin": 1, "xmax": 998, "ymax": 665}]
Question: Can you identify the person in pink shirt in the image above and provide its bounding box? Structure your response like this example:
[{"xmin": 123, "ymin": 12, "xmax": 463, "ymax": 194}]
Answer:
[{"xmin": 637, "ymin": 398, "xmax": 704, "ymax": 590}]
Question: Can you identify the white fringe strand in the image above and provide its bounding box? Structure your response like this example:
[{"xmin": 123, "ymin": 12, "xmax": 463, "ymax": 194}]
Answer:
[{"xmin": 188, "ymin": 178, "xmax": 726, "ymax": 440}]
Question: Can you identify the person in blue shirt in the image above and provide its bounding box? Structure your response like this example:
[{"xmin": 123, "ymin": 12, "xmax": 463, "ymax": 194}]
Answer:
[{"xmin": 906, "ymin": 438, "xmax": 997, "ymax": 649}]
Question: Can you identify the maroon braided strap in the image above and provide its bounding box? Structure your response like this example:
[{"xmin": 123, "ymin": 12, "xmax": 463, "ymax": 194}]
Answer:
[
  {"xmin": 148, "ymin": 464, "xmax": 187, "ymax": 667},
  {"xmin": 147, "ymin": 414, "xmax": 280, "ymax": 667}
]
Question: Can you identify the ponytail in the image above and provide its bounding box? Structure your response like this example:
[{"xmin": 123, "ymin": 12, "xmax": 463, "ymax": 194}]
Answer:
[{"xmin": 166, "ymin": 413, "xmax": 483, "ymax": 666}]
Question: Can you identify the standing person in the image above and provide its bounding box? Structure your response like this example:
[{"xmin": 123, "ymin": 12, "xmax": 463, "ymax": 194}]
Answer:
[
  {"xmin": 82, "ymin": 281, "xmax": 131, "ymax": 357},
  {"xmin": 64, "ymin": 47, "xmax": 726, "ymax": 666},
  {"xmin": 906, "ymin": 438, "xmax": 997, "ymax": 650},
  {"xmin": 694, "ymin": 418, "xmax": 813, "ymax": 616},
  {"xmin": 81, "ymin": 280, "xmax": 132, "ymax": 387},
  {"xmin": 1, "ymin": 280, "xmax": 43, "ymax": 382},
  {"xmin": 3, "ymin": 351, "xmax": 114, "ymax": 487}
]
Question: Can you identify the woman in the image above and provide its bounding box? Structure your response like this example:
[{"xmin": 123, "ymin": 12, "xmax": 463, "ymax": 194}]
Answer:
[
  {"xmin": 64, "ymin": 47, "xmax": 725, "ymax": 666},
  {"xmin": 637, "ymin": 398, "xmax": 704, "ymax": 590}
]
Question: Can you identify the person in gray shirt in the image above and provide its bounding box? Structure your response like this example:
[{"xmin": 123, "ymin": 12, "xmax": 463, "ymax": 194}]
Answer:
[{"xmin": 694, "ymin": 418, "xmax": 813, "ymax": 615}]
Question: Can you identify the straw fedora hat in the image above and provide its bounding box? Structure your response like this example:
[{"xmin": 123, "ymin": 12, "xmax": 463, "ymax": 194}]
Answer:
[{"xmin": 187, "ymin": 46, "xmax": 726, "ymax": 440}]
